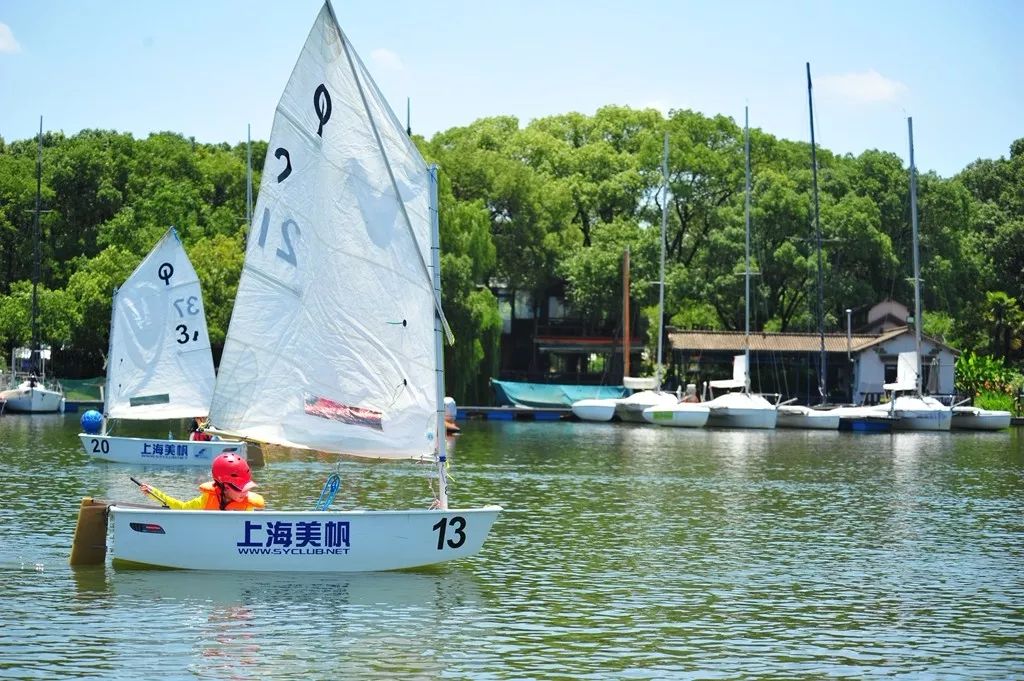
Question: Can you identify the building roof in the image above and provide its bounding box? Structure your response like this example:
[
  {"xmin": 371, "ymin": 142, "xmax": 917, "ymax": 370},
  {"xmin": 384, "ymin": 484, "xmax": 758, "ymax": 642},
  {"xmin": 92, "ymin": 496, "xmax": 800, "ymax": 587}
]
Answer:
[{"xmin": 667, "ymin": 326, "xmax": 959, "ymax": 355}]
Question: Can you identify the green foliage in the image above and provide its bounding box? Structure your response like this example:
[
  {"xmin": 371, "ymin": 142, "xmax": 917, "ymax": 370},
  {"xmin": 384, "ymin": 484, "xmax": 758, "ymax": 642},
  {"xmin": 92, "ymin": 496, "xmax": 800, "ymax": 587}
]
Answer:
[
  {"xmin": 974, "ymin": 389, "xmax": 1016, "ymax": 413},
  {"xmin": 955, "ymin": 351, "xmax": 1024, "ymax": 402},
  {"xmin": 0, "ymin": 117, "xmax": 1021, "ymax": 390}
]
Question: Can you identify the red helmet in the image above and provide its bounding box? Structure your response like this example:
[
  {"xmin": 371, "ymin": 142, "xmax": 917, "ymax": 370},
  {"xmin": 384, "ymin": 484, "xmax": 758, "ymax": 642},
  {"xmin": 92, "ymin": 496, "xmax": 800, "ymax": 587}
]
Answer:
[{"xmin": 211, "ymin": 453, "xmax": 256, "ymax": 491}]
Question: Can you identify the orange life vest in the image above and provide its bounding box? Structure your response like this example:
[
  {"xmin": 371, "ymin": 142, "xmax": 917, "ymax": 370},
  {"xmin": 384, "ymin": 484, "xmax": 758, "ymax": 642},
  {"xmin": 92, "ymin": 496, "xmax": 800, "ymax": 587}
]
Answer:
[{"xmin": 198, "ymin": 481, "xmax": 265, "ymax": 511}]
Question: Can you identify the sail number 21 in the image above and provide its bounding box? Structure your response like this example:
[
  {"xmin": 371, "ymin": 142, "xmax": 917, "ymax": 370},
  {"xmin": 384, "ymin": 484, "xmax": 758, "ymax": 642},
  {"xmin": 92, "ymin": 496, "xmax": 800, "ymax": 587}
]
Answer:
[{"xmin": 432, "ymin": 516, "xmax": 467, "ymax": 550}]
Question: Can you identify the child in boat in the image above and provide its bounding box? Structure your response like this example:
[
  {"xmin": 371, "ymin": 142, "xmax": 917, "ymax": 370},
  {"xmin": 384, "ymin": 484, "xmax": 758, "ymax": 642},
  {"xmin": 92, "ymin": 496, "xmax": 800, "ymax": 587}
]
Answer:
[
  {"xmin": 189, "ymin": 417, "xmax": 213, "ymax": 441},
  {"xmin": 137, "ymin": 453, "xmax": 265, "ymax": 511}
]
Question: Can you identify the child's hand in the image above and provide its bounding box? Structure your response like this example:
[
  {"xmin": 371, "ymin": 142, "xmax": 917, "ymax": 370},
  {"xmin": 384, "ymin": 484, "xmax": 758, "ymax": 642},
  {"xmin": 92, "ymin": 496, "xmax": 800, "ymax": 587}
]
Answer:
[{"xmin": 139, "ymin": 484, "xmax": 152, "ymax": 496}]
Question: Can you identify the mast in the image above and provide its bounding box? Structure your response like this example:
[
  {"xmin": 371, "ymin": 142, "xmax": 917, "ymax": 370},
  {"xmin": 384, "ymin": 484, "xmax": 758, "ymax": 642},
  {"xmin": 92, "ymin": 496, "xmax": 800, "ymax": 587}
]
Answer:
[
  {"xmin": 246, "ymin": 124, "xmax": 253, "ymax": 225},
  {"xmin": 807, "ymin": 63, "xmax": 826, "ymax": 402},
  {"xmin": 429, "ymin": 165, "xmax": 448, "ymax": 510},
  {"xmin": 623, "ymin": 247, "xmax": 630, "ymax": 379},
  {"xmin": 32, "ymin": 116, "xmax": 42, "ymax": 375},
  {"xmin": 907, "ymin": 117, "xmax": 923, "ymax": 395},
  {"xmin": 656, "ymin": 132, "xmax": 668, "ymax": 391},
  {"xmin": 743, "ymin": 107, "xmax": 751, "ymax": 393}
]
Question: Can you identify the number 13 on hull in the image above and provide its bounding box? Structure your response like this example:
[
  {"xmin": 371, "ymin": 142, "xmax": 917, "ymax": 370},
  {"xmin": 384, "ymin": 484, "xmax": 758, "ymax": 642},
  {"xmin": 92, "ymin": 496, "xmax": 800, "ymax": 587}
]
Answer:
[{"xmin": 103, "ymin": 505, "xmax": 501, "ymax": 572}]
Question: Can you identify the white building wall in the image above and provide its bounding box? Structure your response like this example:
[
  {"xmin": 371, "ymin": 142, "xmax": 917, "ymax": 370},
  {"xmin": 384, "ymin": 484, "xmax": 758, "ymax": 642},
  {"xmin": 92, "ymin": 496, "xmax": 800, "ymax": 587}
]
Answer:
[{"xmin": 852, "ymin": 332, "xmax": 957, "ymax": 403}]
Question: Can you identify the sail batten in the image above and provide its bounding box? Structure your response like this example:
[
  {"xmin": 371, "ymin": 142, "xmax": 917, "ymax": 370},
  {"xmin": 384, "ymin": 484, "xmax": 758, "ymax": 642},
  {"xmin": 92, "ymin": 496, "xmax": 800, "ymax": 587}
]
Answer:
[{"xmin": 209, "ymin": 4, "xmax": 440, "ymax": 459}]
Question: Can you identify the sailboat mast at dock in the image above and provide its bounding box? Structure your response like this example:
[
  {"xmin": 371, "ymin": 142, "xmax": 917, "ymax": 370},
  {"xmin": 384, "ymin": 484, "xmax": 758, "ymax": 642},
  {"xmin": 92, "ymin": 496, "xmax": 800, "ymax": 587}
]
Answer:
[{"xmin": 806, "ymin": 63, "xmax": 827, "ymax": 402}]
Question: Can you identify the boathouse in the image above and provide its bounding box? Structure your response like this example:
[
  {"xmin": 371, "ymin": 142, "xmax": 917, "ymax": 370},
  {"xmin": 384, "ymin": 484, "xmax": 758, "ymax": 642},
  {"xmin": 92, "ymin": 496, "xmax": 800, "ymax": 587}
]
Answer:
[{"xmin": 666, "ymin": 301, "xmax": 959, "ymax": 405}]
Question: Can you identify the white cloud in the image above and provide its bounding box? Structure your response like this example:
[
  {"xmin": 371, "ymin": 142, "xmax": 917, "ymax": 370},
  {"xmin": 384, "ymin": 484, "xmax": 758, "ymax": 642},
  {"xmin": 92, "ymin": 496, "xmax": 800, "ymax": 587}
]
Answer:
[
  {"xmin": 818, "ymin": 69, "xmax": 908, "ymax": 103},
  {"xmin": 370, "ymin": 48, "xmax": 403, "ymax": 72},
  {"xmin": 0, "ymin": 23, "xmax": 21, "ymax": 54}
]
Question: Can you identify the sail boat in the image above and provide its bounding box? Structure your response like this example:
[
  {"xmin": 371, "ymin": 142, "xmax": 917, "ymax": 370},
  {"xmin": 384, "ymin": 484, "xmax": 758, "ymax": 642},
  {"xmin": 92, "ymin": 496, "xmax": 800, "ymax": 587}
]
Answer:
[
  {"xmin": 614, "ymin": 131, "xmax": 691, "ymax": 423},
  {"xmin": 871, "ymin": 118, "xmax": 951, "ymax": 431},
  {"xmin": 77, "ymin": 228, "xmax": 245, "ymax": 464},
  {"xmin": 776, "ymin": 64, "xmax": 839, "ymax": 430},
  {"xmin": 702, "ymin": 108, "xmax": 777, "ymax": 429},
  {"xmin": 72, "ymin": 2, "xmax": 500, "ymax": 571},
  {"xmin": 0, "ymin": 117, "xmax": 65, "ymax": 414}
]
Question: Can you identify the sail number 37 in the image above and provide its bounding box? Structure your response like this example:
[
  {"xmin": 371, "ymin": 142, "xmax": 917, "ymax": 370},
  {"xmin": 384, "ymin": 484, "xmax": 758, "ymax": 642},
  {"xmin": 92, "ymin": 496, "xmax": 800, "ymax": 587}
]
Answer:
[{"xmin": 432, "ymin": 516, "xmax": 467, "ymax": 550}]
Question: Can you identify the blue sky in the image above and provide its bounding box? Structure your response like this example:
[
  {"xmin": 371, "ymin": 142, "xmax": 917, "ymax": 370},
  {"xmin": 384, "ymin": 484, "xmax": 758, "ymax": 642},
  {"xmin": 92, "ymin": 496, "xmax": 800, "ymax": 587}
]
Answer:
[{"xmin": 0, "ymin": 0, "xmax": 1020, "ymax": 177}]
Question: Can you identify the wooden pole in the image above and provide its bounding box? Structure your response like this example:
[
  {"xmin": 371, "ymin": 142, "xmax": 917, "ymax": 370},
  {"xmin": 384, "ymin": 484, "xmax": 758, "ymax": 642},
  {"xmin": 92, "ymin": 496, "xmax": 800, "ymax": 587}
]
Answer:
[{"xmin": 69, "ymin": 497, "xmax": 109, "ymax": 566}]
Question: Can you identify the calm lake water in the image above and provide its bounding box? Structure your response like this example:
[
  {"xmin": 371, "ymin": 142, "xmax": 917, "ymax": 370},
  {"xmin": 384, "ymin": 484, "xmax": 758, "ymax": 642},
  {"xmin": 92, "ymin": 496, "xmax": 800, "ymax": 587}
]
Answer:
[{"xmin": 1, "ymin": 414, "xmax": 1022, "ymax": 679}]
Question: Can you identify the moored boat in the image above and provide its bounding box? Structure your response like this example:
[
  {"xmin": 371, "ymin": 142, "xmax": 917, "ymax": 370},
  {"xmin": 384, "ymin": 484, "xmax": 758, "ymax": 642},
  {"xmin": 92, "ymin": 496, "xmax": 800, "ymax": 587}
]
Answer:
[
  {"xmin": 776, "ymin": 404, "xmax": 840, "ymax": 430},
  {"xmin": 950, "ymin": 406, "xmax": 1012, "ymax": 431},
  {"xmin": 572, "ymin": 398, "xmax": 618, "ymax": 422},
  {"xmin": 642, "ymin": 402, "xmax": 710, "ymax": 428}
]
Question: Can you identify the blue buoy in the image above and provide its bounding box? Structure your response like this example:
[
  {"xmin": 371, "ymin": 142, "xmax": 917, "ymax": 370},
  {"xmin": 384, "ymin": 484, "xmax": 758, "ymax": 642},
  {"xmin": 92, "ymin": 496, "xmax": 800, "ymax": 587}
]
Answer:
[{"xmin": 80, "ymin": 409, "xmax": 103, "ymax": 434}]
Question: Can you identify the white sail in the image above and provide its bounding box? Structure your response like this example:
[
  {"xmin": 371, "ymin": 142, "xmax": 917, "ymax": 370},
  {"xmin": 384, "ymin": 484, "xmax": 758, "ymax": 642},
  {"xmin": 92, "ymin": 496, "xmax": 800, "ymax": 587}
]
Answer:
[
  {"xmin": 209, "ymin": 4, "xmax": 438, "ymax": 459},
  {"xmin": 883, "ymin": 351, "xmax": 919, "ymax": 392},
  {"xmin": 105, "ymin": 228, "xmax": 215, "ymax": 420}
]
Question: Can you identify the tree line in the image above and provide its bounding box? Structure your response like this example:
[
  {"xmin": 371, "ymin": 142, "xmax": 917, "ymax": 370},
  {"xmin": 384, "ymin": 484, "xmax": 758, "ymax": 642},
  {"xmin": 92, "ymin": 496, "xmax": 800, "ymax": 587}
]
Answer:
[{"xmin": 0, "ymin": 107, "xmax": 1021, "ymax": 404}]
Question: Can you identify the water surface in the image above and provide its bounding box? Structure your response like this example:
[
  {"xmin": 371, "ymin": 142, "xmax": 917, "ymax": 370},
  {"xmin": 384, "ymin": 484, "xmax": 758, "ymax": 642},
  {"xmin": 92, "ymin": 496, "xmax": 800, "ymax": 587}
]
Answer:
[{"xmin": 1, "ymin": 415, "xmax": 1021, "ymax": 679}]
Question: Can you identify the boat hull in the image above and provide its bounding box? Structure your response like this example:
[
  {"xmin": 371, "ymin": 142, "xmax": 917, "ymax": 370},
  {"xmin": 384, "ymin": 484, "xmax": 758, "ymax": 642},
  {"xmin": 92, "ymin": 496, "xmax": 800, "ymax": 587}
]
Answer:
[
  {"xmin": 614, "ymin": 391, "xmax": 679, "ymax": 423},
  {"xmin": 776, "ymin": 407, "xmax": 840, "ymax": 430},
  {"xmin": 951, "ymin": 408, "xmax": 1011, "ymax": 431},
  {"xmin": 79, "ymin": 434, "xmax": 245, "ymax": 465},
  {"xmin": 571, "ymin": 398, "xmax": 618, "ymax": 422},
  {"xmin": 0, "ymin": 386, "xmax": 64, "ymax": 413},
  {"xmin": 706, "ymin": 408, "xmax": 778, "ymax": 429},
  {"xmin": 642, "ymin": 404, "xmax": 710, "ymax": 428},
  {"xmin": 109, "ymin": 505, "xmax": 502, "ymax": 572},
  {"xmin": 837, "ymin": 416, "xmax": 893, "ymax": 432}
]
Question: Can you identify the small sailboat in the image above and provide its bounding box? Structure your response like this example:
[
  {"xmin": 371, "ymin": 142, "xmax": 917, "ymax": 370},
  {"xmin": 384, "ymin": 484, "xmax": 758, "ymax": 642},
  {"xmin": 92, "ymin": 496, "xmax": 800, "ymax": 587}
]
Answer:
[
  {"xmin": 950, "ymin": 406, "xmax": 1011, "ymax": 431},
  {"xmin": 614, "ymin": 133, "xmax": 682, "ymax": 423},
  {"xmin": 73, "ymin": 2, "xmax": 500, "ymax": 572},
  {"xmin": 776, "ymin": 64, "xmax": 839, "ymax": 430},
  {"xmin": 701, "ymin": 109, "xmax": 776, "ymax": 430},
  {"xmin": 877, "ymin": 351, "xmax": 951, "ymax": 431},
  {"xmin": 872, "ymin": 119, "xmax": 951, "ymax": 432},
  {"xmin": 77, "ymin": 228, "xmax": 245, "ymax": 465},
  {"xmin": 0, "ymin": 117, "xmax": 64, "ymax": 414}
]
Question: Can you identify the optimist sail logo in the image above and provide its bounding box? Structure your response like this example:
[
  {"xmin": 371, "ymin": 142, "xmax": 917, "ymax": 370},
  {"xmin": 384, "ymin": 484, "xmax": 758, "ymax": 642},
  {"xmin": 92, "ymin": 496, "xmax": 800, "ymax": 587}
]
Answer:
[{"xmin": 236, "ymin": 519, "xmax": 350, "ymax": 555}]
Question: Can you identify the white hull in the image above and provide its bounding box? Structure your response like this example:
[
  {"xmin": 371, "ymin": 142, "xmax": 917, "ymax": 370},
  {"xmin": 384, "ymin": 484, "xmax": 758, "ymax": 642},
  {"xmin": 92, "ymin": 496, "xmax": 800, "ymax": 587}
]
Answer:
[
  {"xmin": 571, "ymin": 398, "xmax": 618, "ymax": 422},
  {"xmin": 951, "ymin": 407, "xmax": 1011, "ymax": 431},
  {"xmin": 0, "ymin": 385, "xmax": 63, "ymax": 413},
  {"xmin": 706, "ymin": 408, "xmax": 778, "ymax": 429},
  {"xmin": 882, "ymin": 396, "xmax": 952, "ymax": 431},
  {"xmin": 109, "ymin": 505, "xmax": 502, "ymax": 571},
  {"xmin": 642, "ymin": 403, "xmax": 710, "ymax": 428},
  {"xmin": 614, "ymin": 391, "xmax": 679, "ymax": 423},
  {"xmin": 776, "ymin": 405, "xmax": 840, "ymax": 430},
  {"xmin": 704, "ymin": 392, "xmax": 777, "ymax": 429},
  {"xmin": 79, "ymin": 434, "xmax": 245, "ymax": 465}
]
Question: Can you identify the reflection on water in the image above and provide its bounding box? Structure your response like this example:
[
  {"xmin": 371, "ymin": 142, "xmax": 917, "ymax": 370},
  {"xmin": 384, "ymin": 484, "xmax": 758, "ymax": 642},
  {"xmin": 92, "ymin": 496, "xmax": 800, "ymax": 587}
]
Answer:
[{"xmin": 1, "ymin": 415, "xmax": 1022, "ymax": 679}]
